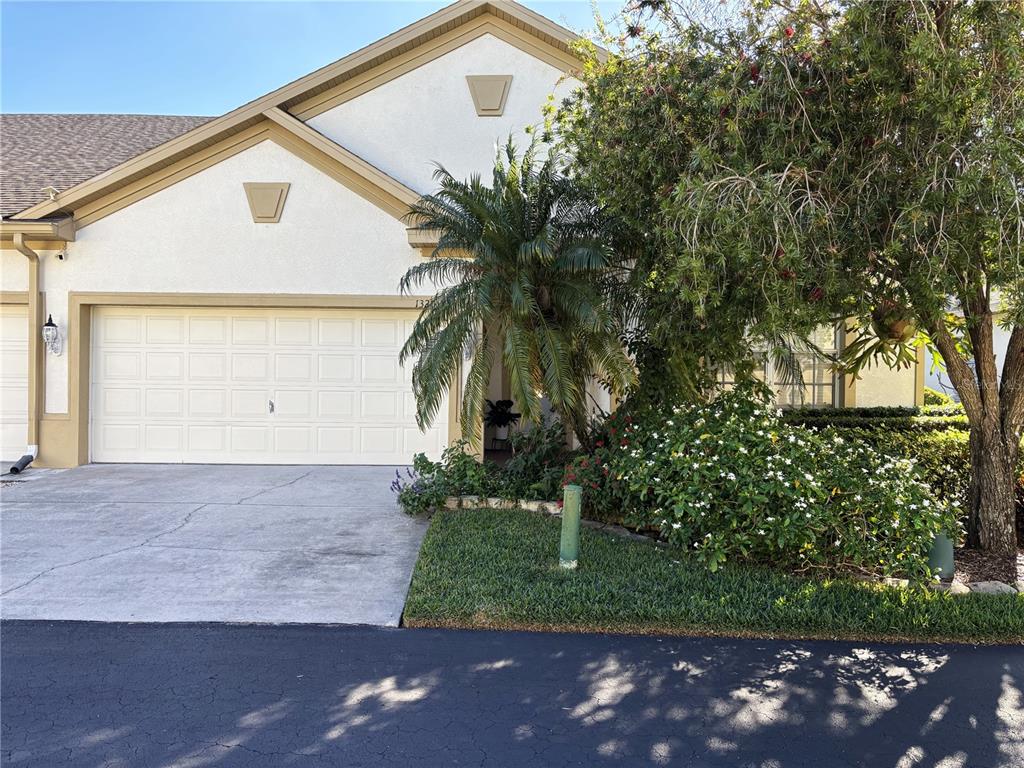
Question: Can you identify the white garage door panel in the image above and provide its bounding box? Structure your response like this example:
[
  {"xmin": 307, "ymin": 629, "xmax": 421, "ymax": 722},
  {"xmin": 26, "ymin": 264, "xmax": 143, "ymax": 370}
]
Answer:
[
  {"xmin": 90, "ymin": 307, "xmax": 447, "ymax": 464},
  {"xmin": 0, "ymin": 306, "xmax": 29, "ymax": 462}
]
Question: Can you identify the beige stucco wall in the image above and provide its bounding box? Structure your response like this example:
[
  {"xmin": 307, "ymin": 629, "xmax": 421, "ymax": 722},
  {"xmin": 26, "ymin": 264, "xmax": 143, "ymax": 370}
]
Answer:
[
  {"xmin": 2, "ymin": 22, "xmax": 928, "ymax": 465},
  {"xmin": 30, "ymin": 139, "xmax": 420, "ymax": 414},
  {"xmin": 307, "ymin": 33, "xmax": 577, "ymax": 195},
  {"xmin": 854, "ymin": 361, "xmax": 919, "ymax": 408},
  {"xmin": 0, "ymin": 251, "xmax": 29, "ymax": 291}
]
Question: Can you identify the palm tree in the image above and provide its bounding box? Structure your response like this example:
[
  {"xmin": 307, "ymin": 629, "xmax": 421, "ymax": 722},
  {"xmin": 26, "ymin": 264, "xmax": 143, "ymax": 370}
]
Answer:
[{"xmin": 399, "ymin": 139, "xmax": 636, "ymax": 448}]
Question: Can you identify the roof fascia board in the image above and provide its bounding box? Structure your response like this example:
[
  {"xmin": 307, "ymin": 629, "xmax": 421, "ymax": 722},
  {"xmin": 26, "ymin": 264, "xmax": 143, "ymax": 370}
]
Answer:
[
  {"xmin": 72, "ymin": 122, "xmax": 275, "ymax": 227},
  {"xmin": 487, "ymin": 0, "xmax": 606, "ymax": 63},
  {"xmin": 12, "ymin": 2, "xmax": 493, "ymax": 221},
  {"xmin": 291, "ymin": 14, "xmax": 582, "ymax": 120},
  {"xmin": 71, "ymin": 118, "xmax": 420, "ymax": 229},
  {"xmin": 0, "ymin": 218, "xmax": 75, "ymax": 242},
  {"xmin": 267, "ymin": 129, "xmax": 412, "ymax": 220}
]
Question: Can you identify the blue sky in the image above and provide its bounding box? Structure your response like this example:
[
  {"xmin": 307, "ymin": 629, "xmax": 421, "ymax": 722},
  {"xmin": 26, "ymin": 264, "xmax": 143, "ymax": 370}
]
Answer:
[{"xmin": 1, "ymin": 1, "xmax": 619, "ymax": 116}]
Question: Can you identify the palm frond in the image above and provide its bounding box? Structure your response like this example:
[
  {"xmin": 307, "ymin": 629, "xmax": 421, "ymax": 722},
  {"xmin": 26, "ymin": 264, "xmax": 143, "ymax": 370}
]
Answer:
[
  {"xmin": 398, "ymin": 257, "xmax": 479, "ymax": 295},
  {"xmin": 503, "ymin": 323, "xmax": 542, "ymax": 422},
  {"xmin": 460, "ymin": 329, "xmax": 494, "ymax": 444},
  {"xmin": 409, "ymin": 315, "xmax": 473, "ymax": 430}
]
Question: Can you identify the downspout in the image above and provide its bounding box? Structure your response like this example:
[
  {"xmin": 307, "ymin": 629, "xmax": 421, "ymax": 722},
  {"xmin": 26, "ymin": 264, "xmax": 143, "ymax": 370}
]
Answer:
[{"xmin": 11, "ymin": 233, "xmax": 41, "ymax": 473}]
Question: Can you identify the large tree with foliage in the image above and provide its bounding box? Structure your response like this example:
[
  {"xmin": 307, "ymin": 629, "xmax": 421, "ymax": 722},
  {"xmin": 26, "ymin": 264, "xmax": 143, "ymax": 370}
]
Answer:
[
  {"xmin": 400, "ymin": 140, "xmax": 635, "ymax": 448},
  {"xmin": 558, "ymin": 0, "xmax": 1024, "ymax": 553}
]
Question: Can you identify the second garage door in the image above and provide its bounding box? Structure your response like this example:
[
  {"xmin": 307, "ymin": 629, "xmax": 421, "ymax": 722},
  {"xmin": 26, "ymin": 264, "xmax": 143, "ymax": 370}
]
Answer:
[
  {"xmin": 0, "ymin": 305, "xmax": 29, "ymax": 463},
  {"xmin": 90, "ymin": 306, "xmax": 447, "ymax": 464}
]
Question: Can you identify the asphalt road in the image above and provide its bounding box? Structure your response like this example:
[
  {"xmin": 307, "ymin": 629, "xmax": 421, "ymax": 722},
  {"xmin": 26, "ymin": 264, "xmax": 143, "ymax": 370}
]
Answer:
[{"xmin": 2, "ymin": 622, "xmax": 1021, "ymax": 767}]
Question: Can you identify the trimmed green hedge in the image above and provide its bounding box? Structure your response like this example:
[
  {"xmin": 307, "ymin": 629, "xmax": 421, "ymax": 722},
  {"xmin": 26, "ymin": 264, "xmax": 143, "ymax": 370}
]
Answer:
[
  {"xmin": 783, "ymin": 404, "xmax": 965, "ymax": 421},
  {"xmin": 924, "ymin": 387, "xmax": 955, "ymax": 406},
  {"xmin": 787, "ymin": 415, "xmax": 969, "ymax": 432},
  {"xmin": 782, "ymin": 406, "xmax": 972, "ymax": 513},
  {"xmin": 782, "ymin": 405, "xmax": 968, "ymax": 433}
]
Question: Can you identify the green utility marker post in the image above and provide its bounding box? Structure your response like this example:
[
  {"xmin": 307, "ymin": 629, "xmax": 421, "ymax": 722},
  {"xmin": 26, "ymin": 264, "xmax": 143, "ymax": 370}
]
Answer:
[{"xmin": 560, "ymin": 484, "xmax": 582, "ymax": 569}]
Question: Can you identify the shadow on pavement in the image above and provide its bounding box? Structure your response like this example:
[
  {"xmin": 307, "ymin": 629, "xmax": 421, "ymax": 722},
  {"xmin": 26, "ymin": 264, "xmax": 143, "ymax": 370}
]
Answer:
[{"xmin": 1, "ymin": 621, "xmax": 1021, "ymax": 767}]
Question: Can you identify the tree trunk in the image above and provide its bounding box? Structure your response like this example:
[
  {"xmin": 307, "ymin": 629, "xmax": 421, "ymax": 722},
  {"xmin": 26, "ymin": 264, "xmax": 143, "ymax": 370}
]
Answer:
[
  {"xmin": 967, "ymin": 418, "xmax": 1018, "ymax": 555},
  {"xmin": 928, "ymin": 297, "xmax": 1021, "ymax": 555},
  {"xmin": 557, "ymin": 404, "xmax": 592, "ymax": 452}
]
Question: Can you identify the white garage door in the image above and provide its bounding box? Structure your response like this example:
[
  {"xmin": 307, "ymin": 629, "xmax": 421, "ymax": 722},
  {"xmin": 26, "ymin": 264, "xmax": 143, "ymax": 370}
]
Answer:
[
  {"xmin": 0, "ymin": 305, "xmax": 29, "ymax": 462},
  {"xmin": 90, "ymin": 306, "xmax": 447, "ymax": 464}
]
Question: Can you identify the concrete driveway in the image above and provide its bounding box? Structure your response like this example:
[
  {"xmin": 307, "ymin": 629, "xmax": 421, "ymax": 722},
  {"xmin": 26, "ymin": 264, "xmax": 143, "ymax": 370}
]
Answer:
[{"xmin": 0, "ymin": 464, "xmax": 427, "ymax": 625}]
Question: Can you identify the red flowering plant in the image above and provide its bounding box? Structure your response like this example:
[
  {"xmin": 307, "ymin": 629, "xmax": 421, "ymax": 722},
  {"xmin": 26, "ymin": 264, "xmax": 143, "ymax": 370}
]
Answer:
[{"xmin": 562, "ymin": 409, "xmax": 638, "ymax": 523}]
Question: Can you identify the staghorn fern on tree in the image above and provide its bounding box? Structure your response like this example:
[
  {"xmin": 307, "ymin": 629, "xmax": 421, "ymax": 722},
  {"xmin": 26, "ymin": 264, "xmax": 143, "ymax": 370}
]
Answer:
[{"xmin": 398, "ymin": 138, "xmax": 636, "ymax": 449}]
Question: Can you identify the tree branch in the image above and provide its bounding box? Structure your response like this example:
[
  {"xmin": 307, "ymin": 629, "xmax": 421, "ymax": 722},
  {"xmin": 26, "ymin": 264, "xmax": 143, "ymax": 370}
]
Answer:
[
  {"xmin": 929, "ymin": 315, "xmax": 982, "ymax": 423},
  {"xmin": 1000, "ymin": 324, "xmax": 1024, "ymax": 437},
  {"xmin": 966, "ymin": 288, "xmax": 1000, "ymax": 419}
]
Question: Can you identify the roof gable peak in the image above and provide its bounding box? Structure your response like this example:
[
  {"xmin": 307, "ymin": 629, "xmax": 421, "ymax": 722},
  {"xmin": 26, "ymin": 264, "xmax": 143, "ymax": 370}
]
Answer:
[{"xmin": 12, "ymin": 0, "xmax": 591, "ymax": 222}]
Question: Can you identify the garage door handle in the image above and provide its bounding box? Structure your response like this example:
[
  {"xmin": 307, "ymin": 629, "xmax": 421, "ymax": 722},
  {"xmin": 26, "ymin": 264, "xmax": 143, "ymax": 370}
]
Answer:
[{"xmin": 269, "ymin": 399, "xmax": 275, "ymax": 414}]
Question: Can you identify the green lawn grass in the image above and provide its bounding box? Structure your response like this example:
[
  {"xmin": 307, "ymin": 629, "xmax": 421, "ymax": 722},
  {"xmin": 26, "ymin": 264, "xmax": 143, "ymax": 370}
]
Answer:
[{"xmin": 403, "ymin": 508, "xmax": 1024, "ymax": 644}]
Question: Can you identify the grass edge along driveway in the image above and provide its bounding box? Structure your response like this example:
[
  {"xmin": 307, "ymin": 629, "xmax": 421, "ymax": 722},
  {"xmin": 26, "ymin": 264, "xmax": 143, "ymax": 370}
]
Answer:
[{"xmin": 403, "ymin": 508, "xmax": 1024, "ymax": 645}]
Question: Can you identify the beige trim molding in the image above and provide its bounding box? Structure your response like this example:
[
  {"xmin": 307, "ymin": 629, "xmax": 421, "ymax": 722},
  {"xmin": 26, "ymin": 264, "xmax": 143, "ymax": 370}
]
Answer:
[
  {"xmin": 0, "ymin": 291, "xmax": 29, "ymax": 305},
  {"xmin": 38, "ymin": 414, "xmax": 76, "ymax": 471},
  {"xmin": 10, "ymin": 237, "xmax": 43, "ymax": 448},
  {"xmin": 243, "ymin": 182, "xmax": 290, "ymax": 223},
  {"xmin": 403, "ymin": 233, "xmax": 475, "ymax": 260},
  {"xmin": 449, "ymin": 364, "xmax": 463, "ymax": 455},
  {"xmin": 72, "ymin": 121, "xmax": 273, "ymax": 228},
  {"xmin": 263, "ymin": 107, "xmax": 419, "ymax": 215},
  {"xmin": 0, "ymin": 218, "xmax": 75, "ymax": 244},
  {"xmin": 37, "ymin": 291, "xmax": 460, "ymax": 468},
  {"xmin": 466, "ymin": 74, "xmax": 513, "ymax": 116},
  {"xmin": 407, "ymin": 228, "xmax": 441, "ymax": 251},
  {"xmin": 915, "ymin": 345, "xmax": 926, "ymax": 407},
  {"xmin": 291, "ymin": 15, "xmax": 571, "ymax": 120},
  {"xmin": 72, "ymin": 119, "xmax": 417, "ymax": 228},
  {"xmin": 405, "ymin": 228, "xmax": 474, "ymax": 259},
  {"xmin": 12, "ymin": 2, "xmax": 589, "ymax": 222},
  {"xmin": 841, "ymin": 373, "xmax": 857, "ymax": 408},
  {"xmin": 68, "ymin": 291, "xmax": 435, "ymax": 309},
  {"xmin": 0, "ymin": 241, "xmax": 70, "ymax": 252}
]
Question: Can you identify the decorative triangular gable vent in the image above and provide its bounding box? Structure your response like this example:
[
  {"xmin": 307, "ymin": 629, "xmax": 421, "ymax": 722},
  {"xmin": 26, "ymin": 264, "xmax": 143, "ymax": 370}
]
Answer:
[
  {"xmin": 243, "ymin": 182, "xmax": 290, "ymax": 223},
  {"xmin": 466, "ymin": 75, "xmax": 513, "ymax": 117}
]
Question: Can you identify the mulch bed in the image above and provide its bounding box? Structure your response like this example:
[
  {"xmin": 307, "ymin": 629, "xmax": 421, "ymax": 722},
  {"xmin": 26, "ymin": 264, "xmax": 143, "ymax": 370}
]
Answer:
[{"xmin": 954, "ymin": 546, "xmax": 1023, "ymax": 585}]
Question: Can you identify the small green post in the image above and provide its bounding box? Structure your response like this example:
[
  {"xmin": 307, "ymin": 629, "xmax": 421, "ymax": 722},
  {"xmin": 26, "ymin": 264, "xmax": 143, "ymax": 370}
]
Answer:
[
  {"xmin": 928, "ymin": 533, "xmax": 955, "ymax": 580},
  {"xmin": 560, "ymin": 484, "xmax": 582, "ymax": 569}
]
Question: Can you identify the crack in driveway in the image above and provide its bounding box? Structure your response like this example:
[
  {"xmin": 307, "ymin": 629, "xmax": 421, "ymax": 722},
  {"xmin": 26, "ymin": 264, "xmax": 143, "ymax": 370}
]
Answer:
[
  {"xmin": 235, "ymin": 470, "xmax": 314, "ymax": 504},
  {"xmin": 0, "ymin": 503, "xmax": 208, "ymax": 597}
]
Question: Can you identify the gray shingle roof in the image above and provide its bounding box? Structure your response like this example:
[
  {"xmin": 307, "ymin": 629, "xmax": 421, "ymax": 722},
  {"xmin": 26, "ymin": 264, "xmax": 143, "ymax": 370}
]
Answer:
[{"xmin": 0, "ymin": 113, "xmax": 213, "ymax": 218}]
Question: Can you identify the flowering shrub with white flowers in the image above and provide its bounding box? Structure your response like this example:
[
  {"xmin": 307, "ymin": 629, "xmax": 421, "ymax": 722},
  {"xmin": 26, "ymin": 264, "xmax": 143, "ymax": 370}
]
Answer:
[{"xmin": 572, "ymin": 382, "xmax": 960, "ymax": 582}]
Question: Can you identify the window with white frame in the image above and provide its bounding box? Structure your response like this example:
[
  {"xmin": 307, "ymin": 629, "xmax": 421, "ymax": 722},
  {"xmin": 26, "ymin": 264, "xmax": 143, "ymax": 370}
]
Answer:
[{"xmin": 717, "ymin": 326, "xmax": 840, "ymax": 408}]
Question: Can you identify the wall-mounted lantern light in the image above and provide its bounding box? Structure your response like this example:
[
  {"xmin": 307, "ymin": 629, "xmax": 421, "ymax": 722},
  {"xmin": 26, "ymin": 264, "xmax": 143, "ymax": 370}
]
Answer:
[{"xmin": 42, "ymin": 314, "xmax": 62, "ymax": 356}]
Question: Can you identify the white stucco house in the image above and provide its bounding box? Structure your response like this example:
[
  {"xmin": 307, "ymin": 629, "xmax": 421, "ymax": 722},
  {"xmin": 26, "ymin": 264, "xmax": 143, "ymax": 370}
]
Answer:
[{"xmin": 0, "ymin": 0, "xmax": 921, "ymax": 469}]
